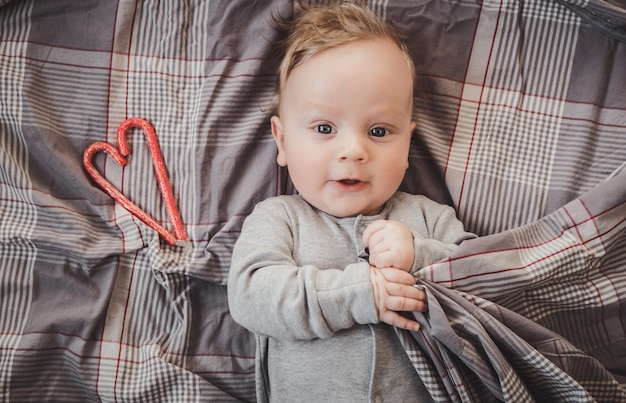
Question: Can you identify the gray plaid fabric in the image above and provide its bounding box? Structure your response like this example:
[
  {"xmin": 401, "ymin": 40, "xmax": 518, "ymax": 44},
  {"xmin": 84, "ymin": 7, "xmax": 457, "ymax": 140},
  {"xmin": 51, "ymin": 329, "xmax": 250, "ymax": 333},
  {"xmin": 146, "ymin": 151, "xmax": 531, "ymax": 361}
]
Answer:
[
  {"xmin": 1, "ymin": 0, "xmax": 625, "ymax": 401},
  {"xmin": 399, "ymin": 166, "xmax": 626, "ymax": 402}
]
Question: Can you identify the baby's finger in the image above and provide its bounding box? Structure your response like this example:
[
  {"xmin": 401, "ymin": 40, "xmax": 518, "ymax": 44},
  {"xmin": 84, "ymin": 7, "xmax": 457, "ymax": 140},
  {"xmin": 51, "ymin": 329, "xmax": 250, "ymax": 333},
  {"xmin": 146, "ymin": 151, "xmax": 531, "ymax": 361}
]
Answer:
[
  {"xmin": 377, "ymin": 267, "xmax": 415, "ymax": 285},
  {"xmin": 384, "ymin": 294, "xmax": 427, "ymax": 312},
  {"xmin": 362, "ymin": 220, "xmax": 387, "ymax": 246},
  {"xmin": 380, "ymin": 311, "xmax": 420, "ymax": 332},
  {"xmin": 383, "ymin": 279, "xmax": 422, "ymax": 297},
  {"xmin": 370, "ymin": 249, "xmax": 397, "ymax": 269}
]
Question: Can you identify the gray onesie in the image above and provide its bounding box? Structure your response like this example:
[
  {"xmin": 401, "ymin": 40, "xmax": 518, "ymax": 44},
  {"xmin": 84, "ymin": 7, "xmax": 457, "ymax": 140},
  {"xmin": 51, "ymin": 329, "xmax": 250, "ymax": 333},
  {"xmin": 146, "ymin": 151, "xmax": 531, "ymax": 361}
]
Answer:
[{"xmin": 228, "ymin": 191, "xmax": 475, "ymax": 402}]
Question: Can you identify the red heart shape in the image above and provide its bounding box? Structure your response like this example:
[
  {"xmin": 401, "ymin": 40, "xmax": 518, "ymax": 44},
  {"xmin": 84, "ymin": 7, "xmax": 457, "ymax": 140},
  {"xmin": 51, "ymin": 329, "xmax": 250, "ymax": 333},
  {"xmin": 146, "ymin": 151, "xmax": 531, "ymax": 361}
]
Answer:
[{"xmin": 83, "ymin": 118, "xmax": 186, "ymax": 245}]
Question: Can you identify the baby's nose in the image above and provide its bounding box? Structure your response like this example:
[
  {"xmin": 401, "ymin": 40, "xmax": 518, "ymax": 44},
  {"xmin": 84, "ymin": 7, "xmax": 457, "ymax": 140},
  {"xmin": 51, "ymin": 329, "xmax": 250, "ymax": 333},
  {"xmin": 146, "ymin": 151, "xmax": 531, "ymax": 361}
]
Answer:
[{"xmin": 339, "ymin": 135, "xmax": 368, "ymax": 162}]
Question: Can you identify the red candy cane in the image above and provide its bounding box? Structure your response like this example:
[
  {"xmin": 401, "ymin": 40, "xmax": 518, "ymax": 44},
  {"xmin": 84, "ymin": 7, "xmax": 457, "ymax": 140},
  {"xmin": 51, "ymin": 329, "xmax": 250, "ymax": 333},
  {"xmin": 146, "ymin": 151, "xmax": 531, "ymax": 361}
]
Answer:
[{"xmin": 83, "ymin": 118, "xmax": 187, "ymax": 245}]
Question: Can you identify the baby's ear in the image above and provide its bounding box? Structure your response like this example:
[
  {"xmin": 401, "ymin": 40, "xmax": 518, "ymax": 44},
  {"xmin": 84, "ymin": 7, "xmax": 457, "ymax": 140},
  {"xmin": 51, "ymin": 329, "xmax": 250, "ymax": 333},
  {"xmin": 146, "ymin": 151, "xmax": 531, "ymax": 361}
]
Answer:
[{"xmin": 270, "ymin": 116, "xmax": 288, "ymax": 167}]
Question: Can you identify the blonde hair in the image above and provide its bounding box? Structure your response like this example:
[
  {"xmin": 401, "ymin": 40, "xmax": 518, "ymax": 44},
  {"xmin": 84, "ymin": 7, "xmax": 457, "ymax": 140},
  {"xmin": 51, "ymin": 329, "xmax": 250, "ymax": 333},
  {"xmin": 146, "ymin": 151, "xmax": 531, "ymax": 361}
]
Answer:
[{"xmin": 273, "ymin": 2, "xmax": 416, "ymax": 112}]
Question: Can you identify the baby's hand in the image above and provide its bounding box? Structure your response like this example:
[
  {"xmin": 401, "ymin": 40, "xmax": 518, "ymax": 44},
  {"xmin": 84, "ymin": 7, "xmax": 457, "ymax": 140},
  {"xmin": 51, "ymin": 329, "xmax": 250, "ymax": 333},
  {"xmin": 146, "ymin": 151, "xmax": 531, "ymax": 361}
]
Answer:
[
  {"xmin": 363, "ymin": 220, "xmax": 415, "ymax": 272},
  {"xmin": 369, "ymin": 266, "xmax": 426, "ymax": 332}
]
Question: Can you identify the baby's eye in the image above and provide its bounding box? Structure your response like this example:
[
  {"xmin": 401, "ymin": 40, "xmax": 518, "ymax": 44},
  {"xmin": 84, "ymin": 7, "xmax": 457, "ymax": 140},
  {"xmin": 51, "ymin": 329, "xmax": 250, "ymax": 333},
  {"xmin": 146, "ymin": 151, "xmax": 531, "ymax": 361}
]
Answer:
[
  {"xmin": 316, "ymin": 124, "xmax": 333, "ymax": 135},
  {"xmin": 369, "ymin": 127, "xmax": 389, "ymax": 138}
]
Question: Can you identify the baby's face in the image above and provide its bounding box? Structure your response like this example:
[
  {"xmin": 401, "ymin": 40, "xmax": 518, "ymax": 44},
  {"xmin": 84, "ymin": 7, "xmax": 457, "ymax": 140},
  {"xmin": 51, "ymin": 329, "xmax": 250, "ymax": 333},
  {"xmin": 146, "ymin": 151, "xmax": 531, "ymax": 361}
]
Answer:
[{"xmin": 272, "ymin": 39, "xmax": 415, "ymax": 217}]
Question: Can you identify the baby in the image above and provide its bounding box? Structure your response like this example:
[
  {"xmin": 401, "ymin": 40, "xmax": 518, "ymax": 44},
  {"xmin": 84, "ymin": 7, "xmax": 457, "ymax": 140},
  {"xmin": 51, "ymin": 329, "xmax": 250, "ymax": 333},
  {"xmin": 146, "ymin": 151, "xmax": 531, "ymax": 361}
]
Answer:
[{"xmin": 228, "ymin": 3, "xmax": 475, "ymax": 401}]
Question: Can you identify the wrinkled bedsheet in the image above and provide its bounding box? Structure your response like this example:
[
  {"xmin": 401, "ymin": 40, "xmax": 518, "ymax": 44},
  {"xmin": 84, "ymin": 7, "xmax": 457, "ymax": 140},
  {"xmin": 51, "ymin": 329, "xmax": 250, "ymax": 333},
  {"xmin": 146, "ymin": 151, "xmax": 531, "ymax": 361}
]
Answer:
[{"xmin": 1, "ymin": 0, "xmax": 625, "ymax": 401}]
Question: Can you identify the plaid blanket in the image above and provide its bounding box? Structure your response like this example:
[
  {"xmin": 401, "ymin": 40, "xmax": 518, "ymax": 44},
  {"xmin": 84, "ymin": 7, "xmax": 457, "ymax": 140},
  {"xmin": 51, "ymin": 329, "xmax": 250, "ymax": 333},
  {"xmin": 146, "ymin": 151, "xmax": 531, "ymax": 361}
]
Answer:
[
  {"xmin": 400, "ymin": 166, "xmax": 626, "ymax": 401},
  {"xmin": 1, "ymin": 0, "xmax": 625, "ymax": 401}
]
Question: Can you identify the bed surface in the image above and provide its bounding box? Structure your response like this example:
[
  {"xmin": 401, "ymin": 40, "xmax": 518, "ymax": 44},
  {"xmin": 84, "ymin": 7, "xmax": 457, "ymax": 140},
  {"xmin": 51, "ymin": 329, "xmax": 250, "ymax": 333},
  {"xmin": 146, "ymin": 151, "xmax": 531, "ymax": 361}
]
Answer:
[{"xmin": 1, "ymin": 0, "xmax": 625, "ymax": 401}]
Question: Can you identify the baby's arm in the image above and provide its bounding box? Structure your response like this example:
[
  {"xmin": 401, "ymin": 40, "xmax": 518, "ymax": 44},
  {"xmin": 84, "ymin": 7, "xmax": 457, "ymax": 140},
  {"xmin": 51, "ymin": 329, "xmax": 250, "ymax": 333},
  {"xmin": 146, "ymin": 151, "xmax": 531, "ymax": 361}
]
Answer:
[
  {"xmin": 364, "ymin": 199, "xmax": 477, "ymax": 274},
  {"xmin": 228, "ymin": 200, "xmax": 379, "ymax": 341}
]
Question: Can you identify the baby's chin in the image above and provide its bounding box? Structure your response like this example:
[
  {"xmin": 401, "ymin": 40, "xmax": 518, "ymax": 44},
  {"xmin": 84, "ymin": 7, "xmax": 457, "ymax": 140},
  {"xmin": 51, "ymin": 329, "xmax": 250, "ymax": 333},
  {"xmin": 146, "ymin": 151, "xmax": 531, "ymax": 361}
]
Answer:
[{"xmin": 316, "ymin": 203, "xmax": 384, "ymax": 218}]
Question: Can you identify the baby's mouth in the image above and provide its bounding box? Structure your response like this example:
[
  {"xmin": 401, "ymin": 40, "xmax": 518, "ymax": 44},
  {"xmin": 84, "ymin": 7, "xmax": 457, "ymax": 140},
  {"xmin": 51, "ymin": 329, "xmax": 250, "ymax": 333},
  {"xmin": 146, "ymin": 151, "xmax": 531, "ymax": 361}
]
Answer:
[
  {"xmin": 339, "ymin": 179, "xmax": 362, "ymax": 185},
  {"xmin": 334, "ymin": 179, "xmax": 366, "ymax": 191}
]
